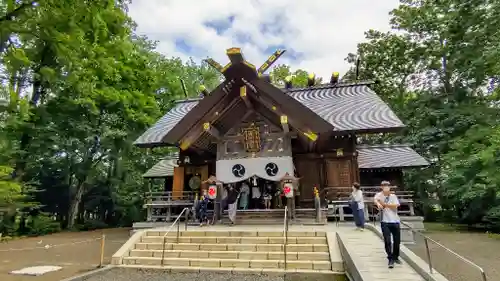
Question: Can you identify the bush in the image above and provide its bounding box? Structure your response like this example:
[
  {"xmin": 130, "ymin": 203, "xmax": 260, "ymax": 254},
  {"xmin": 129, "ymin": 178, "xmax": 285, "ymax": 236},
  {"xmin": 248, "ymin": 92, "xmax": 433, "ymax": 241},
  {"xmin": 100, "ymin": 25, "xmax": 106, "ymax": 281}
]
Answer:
[
  {"xmin": 0, "ymin": 212, "xmax": 18, "ymax": 236},
  {"xmin": 25, "ymin": 213, "xmax": 61, "ymax": 236},
  {"xmin": 118, "ymin": 205, "xmax": 143, "ymax": 227},
  {"xmin": 77, "ymin": 219, "xmax": 109, "ymax": 231},
  {"xmin": 483, "ymin": 205, "xmax": 500, "ymax": 232}
]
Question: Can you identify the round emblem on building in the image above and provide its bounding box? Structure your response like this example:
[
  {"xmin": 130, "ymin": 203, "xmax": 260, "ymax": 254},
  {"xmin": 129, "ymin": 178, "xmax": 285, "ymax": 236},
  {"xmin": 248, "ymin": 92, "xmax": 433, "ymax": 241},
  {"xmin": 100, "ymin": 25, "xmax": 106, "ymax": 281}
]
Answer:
[
  {"xmin": 265, "ymin": 162, "xmax": 279, "ymax": 176},
  {"xmin": 232, "ymin": 164, "xmax": 245, "ymax": 178}
]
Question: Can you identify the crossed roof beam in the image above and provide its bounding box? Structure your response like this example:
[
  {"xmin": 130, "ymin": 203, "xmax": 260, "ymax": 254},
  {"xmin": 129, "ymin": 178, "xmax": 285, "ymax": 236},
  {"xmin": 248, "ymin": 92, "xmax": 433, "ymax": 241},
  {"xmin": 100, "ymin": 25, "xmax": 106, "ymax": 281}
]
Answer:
[{"xmin": 205, "ymin": 48, "xmax": 286, "ymax": 77}]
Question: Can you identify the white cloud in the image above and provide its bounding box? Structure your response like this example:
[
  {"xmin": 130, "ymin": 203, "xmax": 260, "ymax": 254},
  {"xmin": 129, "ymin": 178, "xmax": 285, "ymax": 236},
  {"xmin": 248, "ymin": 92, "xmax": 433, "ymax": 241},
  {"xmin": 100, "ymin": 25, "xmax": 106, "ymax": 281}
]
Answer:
[{"xmin": 128, "ymin": 0, "xmax": 399, "ymax": 80}]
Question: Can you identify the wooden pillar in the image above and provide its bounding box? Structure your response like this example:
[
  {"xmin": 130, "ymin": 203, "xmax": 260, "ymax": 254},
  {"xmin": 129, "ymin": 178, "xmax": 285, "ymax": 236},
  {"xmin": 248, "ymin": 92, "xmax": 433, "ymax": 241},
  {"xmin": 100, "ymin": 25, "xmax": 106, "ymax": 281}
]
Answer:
[
  {"xmin": 352, "ymin": 156, "xmax": 359, "ymax": 183},
  {"xmin": 200, "ymin": 165, "xmax": 209, "ymax": 197},
  {"xmin": 173, "ymin": 166, "xmax": 185, "ymax": 200}
]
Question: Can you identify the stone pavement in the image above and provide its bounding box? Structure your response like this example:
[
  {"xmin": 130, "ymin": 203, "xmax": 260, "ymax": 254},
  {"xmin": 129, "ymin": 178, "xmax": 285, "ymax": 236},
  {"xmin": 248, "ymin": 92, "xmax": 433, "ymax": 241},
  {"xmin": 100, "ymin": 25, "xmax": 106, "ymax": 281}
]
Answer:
[{"xmin": 337, "ymin": 227, "xmax": 425, "ymax": 281}]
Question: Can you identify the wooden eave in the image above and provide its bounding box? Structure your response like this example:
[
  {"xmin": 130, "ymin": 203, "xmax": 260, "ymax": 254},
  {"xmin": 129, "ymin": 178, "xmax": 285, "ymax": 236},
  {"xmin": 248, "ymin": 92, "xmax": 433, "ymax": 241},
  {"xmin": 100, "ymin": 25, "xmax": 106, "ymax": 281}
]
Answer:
[{"xmin": 160, "ymin": 82, "xmax": 232, "ymax": 145}]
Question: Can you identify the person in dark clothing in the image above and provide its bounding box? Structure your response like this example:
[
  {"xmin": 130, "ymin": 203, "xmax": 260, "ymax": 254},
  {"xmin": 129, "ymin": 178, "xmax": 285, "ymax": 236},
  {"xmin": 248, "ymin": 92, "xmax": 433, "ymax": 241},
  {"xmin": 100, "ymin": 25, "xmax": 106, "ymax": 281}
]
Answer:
[
  {"xmin": 197, "ymin": 189, "xmax": 210, "ymax": 226},
  {"xmin": 226, "ymin": 185, "xmax": 239, "ymax": 225}
]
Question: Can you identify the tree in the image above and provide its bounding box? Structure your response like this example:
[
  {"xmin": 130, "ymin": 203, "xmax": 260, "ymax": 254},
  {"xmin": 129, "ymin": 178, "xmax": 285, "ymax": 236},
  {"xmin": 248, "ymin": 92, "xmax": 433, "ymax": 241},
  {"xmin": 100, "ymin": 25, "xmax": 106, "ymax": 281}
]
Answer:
[
  {"xmin": 270, "ymin": 64, "xmax": 322, "ymax": 87},
  {"xmin": 0, "ymin": 0, "xmax": 221, "ymax": 231},
  {"xmin": 344, "ymin": 0, "xmax": 500, "ymax": 228}
]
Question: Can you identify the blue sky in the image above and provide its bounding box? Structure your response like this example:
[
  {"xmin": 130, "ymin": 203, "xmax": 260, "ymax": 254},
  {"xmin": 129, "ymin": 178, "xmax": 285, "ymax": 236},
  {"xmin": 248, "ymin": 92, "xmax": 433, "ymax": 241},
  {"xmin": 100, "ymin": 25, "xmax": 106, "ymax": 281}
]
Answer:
[{"xmin": 128, "ymin": 0, "xmax": 400, "ymax": 79}]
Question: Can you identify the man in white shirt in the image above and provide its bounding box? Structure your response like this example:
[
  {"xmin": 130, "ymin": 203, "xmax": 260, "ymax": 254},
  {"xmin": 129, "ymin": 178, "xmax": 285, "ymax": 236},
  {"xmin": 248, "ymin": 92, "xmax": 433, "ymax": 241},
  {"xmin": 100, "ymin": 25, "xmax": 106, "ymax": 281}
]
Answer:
[{"xmin": 374, "ymin": 181, "xmax": 401, "ymax": 268}]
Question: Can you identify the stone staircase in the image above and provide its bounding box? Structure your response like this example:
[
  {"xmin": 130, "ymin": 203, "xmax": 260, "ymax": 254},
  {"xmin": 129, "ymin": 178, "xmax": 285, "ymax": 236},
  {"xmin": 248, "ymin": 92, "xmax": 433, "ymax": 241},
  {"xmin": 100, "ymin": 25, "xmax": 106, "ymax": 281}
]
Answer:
[
  {"xmin": 115, "ymin": 229, "xmax": 343, "ymax": 276},
  {"xmin": 205, "ymin": 209, "xmax": 328, "ymax": 225}
]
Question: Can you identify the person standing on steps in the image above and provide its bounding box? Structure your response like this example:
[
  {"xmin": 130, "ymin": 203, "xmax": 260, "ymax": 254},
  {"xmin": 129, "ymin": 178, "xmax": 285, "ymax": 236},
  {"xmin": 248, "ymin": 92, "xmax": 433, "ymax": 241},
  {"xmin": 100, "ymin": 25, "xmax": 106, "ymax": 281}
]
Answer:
[
  {"xmin": 280, "ymin": 172, "xmax": 299, "ymax": 219},
  {"xmin": 226, "ymin": 184, "xmax": 239, "ymax": 225},
  {"xmin": 374, "ymin": 181, "xmax": 402, "ymax": 269},
  {"xmin": 197, "ymin": 189, "xmax": 210, "ymax": 226},
  {"xmin": 251, "ymin": 177, "xmax": 261, "ymax": 209},
  {"xmin": 350, "ymin": 182, "xmax": 365, "ymax": 230},
  {"xmin": 239, "ymin": 181, "xmax": 250, "ymax": 210},
  {"xmin": 202, "ymin": 175, "xmax": 221, "ymax": 224},
  {"xmin": 263, "ymin": 181, "xmax": 273, "ymax": 209}
]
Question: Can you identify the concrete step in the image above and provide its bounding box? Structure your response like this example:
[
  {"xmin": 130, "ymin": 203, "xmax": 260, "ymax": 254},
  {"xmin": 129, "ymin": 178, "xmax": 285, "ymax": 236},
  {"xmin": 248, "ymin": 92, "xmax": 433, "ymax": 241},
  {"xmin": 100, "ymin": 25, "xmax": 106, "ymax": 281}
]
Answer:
[
  {"xmin": 140, "ymin": 235, "xmax": 327, "ymax": 245},
  {"xmin": 134, "ymin": 242, "xmax": 329, "ymax": 252},
  {"xmin": 233, "ymin": 219, "xmax": 327, "ymax": 226},
  {"xmin": 184, "ymin": 220, "xmax": 326, "ymax": 226},
  {"xmin": 129, "ymin": 249, "xmax": 331, "ymax": 261},
  {"xmin": 122, "ymin": 256, "xmax": 332, "ymax": 270},
  {"xmin": 119, "ymin": 264, "xmax": 345, "ymax": 278},
  {"xmin": 145, "ymin": 230, "xmax": 326, "ymax": 237}
]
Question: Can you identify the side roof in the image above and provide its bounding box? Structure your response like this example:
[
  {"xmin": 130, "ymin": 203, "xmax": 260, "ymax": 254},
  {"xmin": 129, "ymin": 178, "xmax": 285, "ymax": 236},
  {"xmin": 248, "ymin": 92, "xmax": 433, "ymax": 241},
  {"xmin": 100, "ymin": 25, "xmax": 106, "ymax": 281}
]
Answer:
[
  {"xmin": 357, "ymin": 144, "xmax": 429, "ymax": 169},
  {"xmin": 134, "ymin": 82, "xmax": 405, "ymax": 148},
  {"xmin": 142, "ymin": 152, "xmax": 179, "ymax": 178},
  {"xmin": 134, "ymin": 100, "xmax": 198, "ymax": 147}
]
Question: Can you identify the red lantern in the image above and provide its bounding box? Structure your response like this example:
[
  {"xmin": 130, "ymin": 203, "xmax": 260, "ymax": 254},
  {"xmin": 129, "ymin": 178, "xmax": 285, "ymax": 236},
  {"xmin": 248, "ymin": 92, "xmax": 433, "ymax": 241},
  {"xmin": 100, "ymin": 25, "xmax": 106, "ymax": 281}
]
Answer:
[
  {"xmin": 283, "ymin": 183, "xmax": 294, "ymax": 198},
  {"xmin": 208, "ymin": 185, "xmax": 217, "ymax": 199}
]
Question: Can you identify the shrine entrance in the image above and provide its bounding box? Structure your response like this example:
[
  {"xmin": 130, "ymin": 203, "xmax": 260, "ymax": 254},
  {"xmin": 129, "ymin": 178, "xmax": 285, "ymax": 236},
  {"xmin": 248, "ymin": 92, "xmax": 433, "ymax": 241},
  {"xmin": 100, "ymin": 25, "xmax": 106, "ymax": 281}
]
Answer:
[
  {"xmin": 215, "ymin": 156, "xmax": 294, "ymax": 210},
  {"xmin": 233, "ymin": 176, "xmax": 281, "ymax": 210}
]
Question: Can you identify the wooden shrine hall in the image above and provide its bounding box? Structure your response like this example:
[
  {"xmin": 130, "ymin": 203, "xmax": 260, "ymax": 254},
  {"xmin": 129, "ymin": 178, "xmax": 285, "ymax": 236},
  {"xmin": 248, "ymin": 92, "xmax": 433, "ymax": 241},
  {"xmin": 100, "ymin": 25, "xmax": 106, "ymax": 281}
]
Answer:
[{"xmin": 134, "ymin": 48, "xmax": 429, "ymax": 223}]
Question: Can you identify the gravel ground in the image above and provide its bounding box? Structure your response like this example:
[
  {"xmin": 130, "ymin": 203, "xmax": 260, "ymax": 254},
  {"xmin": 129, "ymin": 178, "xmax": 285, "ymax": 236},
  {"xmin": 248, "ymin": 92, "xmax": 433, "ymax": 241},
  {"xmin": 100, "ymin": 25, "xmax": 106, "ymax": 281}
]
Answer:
[
  {"xmin": 0, "ymin": 228, "xmax": 130, "ymax": 281},
  {"xmin": 85, "ymin": 268, "xmax": 285, "ymax": 281}
]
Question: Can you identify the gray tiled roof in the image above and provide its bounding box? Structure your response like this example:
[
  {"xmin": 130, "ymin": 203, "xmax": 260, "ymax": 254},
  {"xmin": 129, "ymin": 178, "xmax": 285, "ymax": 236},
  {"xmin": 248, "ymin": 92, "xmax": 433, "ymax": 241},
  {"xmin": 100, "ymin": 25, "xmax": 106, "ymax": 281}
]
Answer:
[
  {"xmin": 134, "ymin": 101, "xmax": 198, "ymax": 147},
  {"xmin": 286, "ymin": 85, "xmax": 404, "ymax": 132},
  {"xmin": 134, "ymin": 84, "xmax": 405, "ymax": 147},
  {"xmin": 357, "ymin": 144, "xmax": 429, "ymax": 169},
  {"xmin": 142, "ymin": 152, "xmax": 179, "ymax": 178}
]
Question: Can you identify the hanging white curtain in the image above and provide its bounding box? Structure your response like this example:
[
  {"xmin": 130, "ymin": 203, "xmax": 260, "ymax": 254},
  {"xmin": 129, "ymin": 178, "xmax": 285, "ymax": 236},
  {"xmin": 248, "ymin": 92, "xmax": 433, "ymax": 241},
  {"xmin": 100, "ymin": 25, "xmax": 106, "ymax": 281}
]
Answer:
[{"xmin": 216, "ymin": 156, "xmax": 294, "ymax": 183}]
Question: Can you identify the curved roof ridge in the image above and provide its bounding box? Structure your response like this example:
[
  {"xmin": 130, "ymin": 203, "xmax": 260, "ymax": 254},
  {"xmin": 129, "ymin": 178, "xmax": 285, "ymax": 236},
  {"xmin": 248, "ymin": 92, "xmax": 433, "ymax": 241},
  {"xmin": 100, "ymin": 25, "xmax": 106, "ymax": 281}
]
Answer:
[
  {"xmin": 357, "ymin": 143, "xmax": 415, "ymax": 149},
  {"xmin": 283, "ymin": 80, "xmax": 376, "ymax": 93}
]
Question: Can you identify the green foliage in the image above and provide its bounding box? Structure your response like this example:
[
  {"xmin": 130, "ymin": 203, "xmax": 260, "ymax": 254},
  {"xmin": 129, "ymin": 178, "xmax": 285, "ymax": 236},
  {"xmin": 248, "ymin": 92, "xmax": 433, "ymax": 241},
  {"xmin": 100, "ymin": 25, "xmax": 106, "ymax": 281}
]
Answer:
[
  {"xmin": 269, "ymin": 64, "xmax": 322, "ymax": 87},
  {"xmin": 25, "ymin": 213, "xmax": 61, "ymax": 236},
  {"xmin": 344, "ymin": 0, "xmax": 500, "ymax": 230},
  {"xmin": 0, "ymin": 0, "xmax": 220, "ymax": 234},
  {"xmin": 77, "ymin": 219, "xmax": 109, "ymax": 231},
  {"xmin": 0, "ymin": 165, "xmax": 22, "ymax": 208},
  {"xmin": 0, "ymin": 212, "xmax": 17, "ymax": 236}
]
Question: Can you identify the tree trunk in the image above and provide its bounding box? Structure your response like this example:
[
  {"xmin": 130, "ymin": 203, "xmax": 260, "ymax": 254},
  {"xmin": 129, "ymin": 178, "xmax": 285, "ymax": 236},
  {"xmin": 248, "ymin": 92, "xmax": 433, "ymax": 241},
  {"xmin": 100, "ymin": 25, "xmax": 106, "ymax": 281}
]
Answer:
[
  {"xmin": 67, "ymin": 180, "xmax": 86, "ymax": 229},
  {"xmin": 12, "ymin": 47, "xmax": 50, "ymax": 180}
]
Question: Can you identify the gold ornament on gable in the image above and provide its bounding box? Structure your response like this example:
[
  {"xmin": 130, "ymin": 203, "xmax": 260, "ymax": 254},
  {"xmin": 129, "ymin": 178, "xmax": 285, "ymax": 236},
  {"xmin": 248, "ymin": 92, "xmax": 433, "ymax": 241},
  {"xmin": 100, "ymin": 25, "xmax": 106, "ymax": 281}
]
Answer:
[{"xmin": 242, "ymin": 123, "xmax": 261, "ymax": 153}]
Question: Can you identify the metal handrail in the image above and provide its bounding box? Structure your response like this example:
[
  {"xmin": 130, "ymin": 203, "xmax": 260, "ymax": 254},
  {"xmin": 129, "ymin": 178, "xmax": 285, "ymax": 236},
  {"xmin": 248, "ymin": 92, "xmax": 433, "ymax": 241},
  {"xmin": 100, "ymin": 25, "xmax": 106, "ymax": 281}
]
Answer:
[
  {"xmin": 283, "ymin": 206, "xmax": 289, "ymax": 271},
  {"xmin": 369, "ymin": 205, "xmax": 487, "ymax": 281},
  {"xmin": 400, "ymin": 221, "xmax": 487, "ymax": 281},
  {"xmin": 160, "ymin": 207, "xmax": 190, "ymax": 266}
]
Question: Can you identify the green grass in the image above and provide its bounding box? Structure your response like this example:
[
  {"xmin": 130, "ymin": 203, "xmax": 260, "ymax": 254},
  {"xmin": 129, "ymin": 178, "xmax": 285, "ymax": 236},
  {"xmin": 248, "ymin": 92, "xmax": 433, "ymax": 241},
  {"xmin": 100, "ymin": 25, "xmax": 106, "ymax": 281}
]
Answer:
[
  {"xmin": 424, "ymin": 222, "xmax": 467, "ymax": 232},
  {"xmin": 424, "ymin": 222, "xmax": 500, "ymax": 237},
  {"xmin": 486, "ymin": 231, "xmax": 500, "ymax": 240}
]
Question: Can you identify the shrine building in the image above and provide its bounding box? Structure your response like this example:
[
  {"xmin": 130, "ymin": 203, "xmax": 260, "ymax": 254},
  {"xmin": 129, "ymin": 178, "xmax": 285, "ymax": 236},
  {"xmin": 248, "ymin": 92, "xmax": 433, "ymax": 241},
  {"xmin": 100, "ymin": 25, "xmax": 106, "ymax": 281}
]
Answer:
[{"xmin": 135, "ymin": 48, "xmax": 429, "ymax": 215}]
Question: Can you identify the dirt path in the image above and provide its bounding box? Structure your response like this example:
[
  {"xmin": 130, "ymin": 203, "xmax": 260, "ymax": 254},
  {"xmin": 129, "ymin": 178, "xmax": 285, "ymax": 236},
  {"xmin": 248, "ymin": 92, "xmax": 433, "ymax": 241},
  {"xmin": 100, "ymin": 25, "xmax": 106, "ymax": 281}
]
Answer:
[
  {"xmin": 0, "ymin": 228, "xmax": 130, "ymax": 281},
  {"xmin": 407, "ymin": 224, "xmax": 500, "ymax": 281}
]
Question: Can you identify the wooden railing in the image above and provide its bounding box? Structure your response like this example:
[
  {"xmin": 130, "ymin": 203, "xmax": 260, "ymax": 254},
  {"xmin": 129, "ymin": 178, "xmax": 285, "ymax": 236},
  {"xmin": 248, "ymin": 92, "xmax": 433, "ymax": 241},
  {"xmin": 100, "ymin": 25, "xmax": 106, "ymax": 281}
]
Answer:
[
  {"xmin": 145, "ymin": 191, "xmax": 195, "ymax": 204},
  {"xmin": 144, "ymin": 191, "xmax": 196, "ymax": 222},
  {"xmin": 323, "ymin": 185, "xmax": 414, "ymax": 200},
  {"xmin": 326, "ymin": 186, "xmax": 417, "ymax": 219}
]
